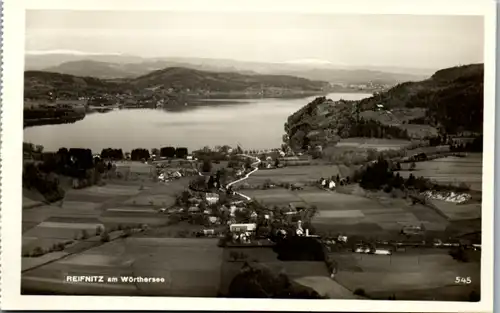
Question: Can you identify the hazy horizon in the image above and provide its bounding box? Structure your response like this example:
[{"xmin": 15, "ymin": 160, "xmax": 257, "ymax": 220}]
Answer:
[{"xmin": 26, "ymin": 11, "xmax": 484, "ymax": 69}]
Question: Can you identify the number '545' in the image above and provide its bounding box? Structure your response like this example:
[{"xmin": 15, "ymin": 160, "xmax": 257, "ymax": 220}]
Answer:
[{"xmin": 455, "ymin": 276, "xmax": 472, "ymax": 284}]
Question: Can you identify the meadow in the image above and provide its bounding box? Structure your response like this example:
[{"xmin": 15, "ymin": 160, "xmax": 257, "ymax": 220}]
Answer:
[
  {"xmin": 22, "ymin": 237, "xmax": 223, "ymax": 296},
  {"xmin": 336, "ymin": 138, "xmax": 412, "ymax": 151},
  {"xmin": 241, "ymin": 186, "xmax": 450, "ymax": 238},
  {"xmin": 333, "ymin": 249, "xmax": 480, "ymax": 301},
  {"xmin": 397, "ymin": 154, "xmax": 483, "ymax": 191},
  {"xmin": 21, "ymin": 164, "xmax": 194, "ymax": 257},
  {"xmin": 234, "ymin": 165, "xmax": 342, "ymax": 186}
]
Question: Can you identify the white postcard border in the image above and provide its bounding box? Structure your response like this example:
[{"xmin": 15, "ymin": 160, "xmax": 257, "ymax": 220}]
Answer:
[{"xmin": 1, "ymin": 0, "xmax": 496, "ymax": 311}]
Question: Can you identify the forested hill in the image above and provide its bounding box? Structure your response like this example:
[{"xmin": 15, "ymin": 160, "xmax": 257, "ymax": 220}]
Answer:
[
  {"xmin": 357, "ymin": 64, "xmax": 483, "ymax": 134},
  {"xmin": 24, "ymin": 71, "xmax": 131, "ymax": 99},
  {"xmin": 284, "ymin": 64, "xmax": 484, "ymax": 151},
  {"xmin": 24, "ymin": 67, "xmax": 329, "ymax": 100},
  {"xmin": 129, "ymin": 67, "xmax": 329, "ymax": 92}
]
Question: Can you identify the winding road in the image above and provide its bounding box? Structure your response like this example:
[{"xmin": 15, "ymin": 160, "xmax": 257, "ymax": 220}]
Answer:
[
  {"xmin": 194, "ymin": 154, "xmax": 261, "ymax": 201},
  {"xmin": 225, "ymin": 154, "xmax": 262, "ymax": 201}
]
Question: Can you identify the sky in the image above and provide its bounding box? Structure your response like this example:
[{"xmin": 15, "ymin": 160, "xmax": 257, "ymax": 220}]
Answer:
[{"xmin": 25, "ymin": 10, "xmax": 484, "ymax": 69}]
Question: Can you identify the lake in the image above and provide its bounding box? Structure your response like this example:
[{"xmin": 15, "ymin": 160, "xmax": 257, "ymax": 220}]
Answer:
[{"xmin": 23, "ymin": 93, "xmax": 371, "ymax": 153}]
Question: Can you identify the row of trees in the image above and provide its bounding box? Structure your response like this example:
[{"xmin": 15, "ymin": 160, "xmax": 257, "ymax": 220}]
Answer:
[
  {"xmin": 159, "ymin": 147, "xmax": 188, "ymax": 159},
  {"xmin": 23, "ymin": 147, "xmax": 107, "ymax": 202},
  {"xmin": 99, "ymin": 147, "xmax": 189, "ymax": 160}
]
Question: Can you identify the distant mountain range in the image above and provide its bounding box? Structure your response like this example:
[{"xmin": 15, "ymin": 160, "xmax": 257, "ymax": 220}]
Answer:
[{"xmin": 25, "ymin": 52, "xmax": 433, "ymax": 85}]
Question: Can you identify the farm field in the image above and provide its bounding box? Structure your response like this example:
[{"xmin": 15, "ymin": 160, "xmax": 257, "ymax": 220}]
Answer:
[
  {"xmin": 236, "ymin": 165, "xmax": 342, "ymax": 186},
  {"xmin": 336, "ymin": 137, "xmax": 412, "ymax": 151},
  {"xmin": 397, "ymin": 154, "xmax": 483, "ymax": 191},
  {"xmin": 240, "ymin": 187, "xmax": 449, "ymax": 238},
  {"xmin": 429, "ymin": 200, "xmax": 481, "ymax": 221},
  {"xmin": 21, "ymin": 177, "xmax": 193, "ymax": 257},
  {"xmin": 219, "ymin": 247, "xmax": 359, "ymax": 299},
  {"xmin": 332, "ymin": 250, "xmax": 480, "ymax": 301},
  {"xmin": 22, "ymin": 237, "xmax": 223, "ymax": 296}
]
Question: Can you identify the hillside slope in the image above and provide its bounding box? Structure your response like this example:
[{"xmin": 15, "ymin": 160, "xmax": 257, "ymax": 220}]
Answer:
[
  {"xmin": 25, "ymin": 67, "xmax": 330, "ymax": 99},
  {"xmin": 129, "ymin": 67, "xmax": 329, "ymax": 92},
  {"xmin": 284, "ymin": 64, "xmax": 484, "ymax": 151},
  {"xmin": 24, "ymin": 71, "xmax": 130, "ymax": 100}
]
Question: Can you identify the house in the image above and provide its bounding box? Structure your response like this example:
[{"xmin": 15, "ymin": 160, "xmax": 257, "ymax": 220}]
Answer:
[
  {"xmin": 328, "ymin": 180, "xmax": 336, "ymax": 189},
  {"xmin": 205, "ymin": 193, "xmax": 219, "ymax": 205},
  {"xmin": 207, "ymin": 216, "xmax": 219, "ymax": 224},
  {"xmin": 250, "ymin": 211, "xmax": 258, "ymax": 221},
  {"xmin": 230, "ymin": 223, "xmax": 257, "ymax": 233},
  {"xmin": 203, "ymin": 229, "xmax": 215, "ymax": 236}
]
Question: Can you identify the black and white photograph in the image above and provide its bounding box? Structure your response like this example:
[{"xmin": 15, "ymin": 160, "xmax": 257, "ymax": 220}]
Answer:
[{"xmin": 0, "ymin": 0, "xmax": 496, "ymax": 311}]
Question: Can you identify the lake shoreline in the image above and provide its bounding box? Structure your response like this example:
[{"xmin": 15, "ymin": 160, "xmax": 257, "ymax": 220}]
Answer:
[{"xmin": 23, "ymin": 92, "xmax": 373, "ymax": 152}]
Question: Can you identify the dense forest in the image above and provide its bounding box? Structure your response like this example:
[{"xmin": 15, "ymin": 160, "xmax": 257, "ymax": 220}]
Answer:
[{"xmin": 284, "ymin": 64, "xmax": 484, "ymax": 151}]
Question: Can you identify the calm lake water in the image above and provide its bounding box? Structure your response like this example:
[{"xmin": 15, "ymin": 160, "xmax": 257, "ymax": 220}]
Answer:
[{"xmin": 23, "ymin": 93, "xmax": 371, "ymax": 152}]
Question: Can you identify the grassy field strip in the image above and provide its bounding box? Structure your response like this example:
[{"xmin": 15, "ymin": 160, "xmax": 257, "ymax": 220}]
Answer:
[
  {"xmin": 59, "ymin": 201, "xmax": 101, "ymax": 210},
  {"xmin": 99, "ymin": 217, "xmax": 167, "ymax": 225},
  {"xmin": 59, "ymin": 254, "xmax": 120, "ymax": 267},
  {"xmin": 123, "ymin": 195, "xmax": 176, "ymax": 206},
  {"xmin": 318, "ymin": 210, "xmax": 365, "ymax": 218},
  {"xmin": 22, "ymin": 197, "xmax": 44, "ymax": 209},
  {"xmin": 295, "ymin": 276, "xmax": 361, "ymax": 299},
  {"xmin": 22, "ymin": 252, "xmax": 71, "ymax": 272},
  {"xmin": 126, "ymin": 237, "xmax": 219, "ymax": 247},
  {"xmin": 313, "ymin": 218, "xmax": 368, "ymax": 226},
  {"xmin": 106, "ymin": 208, "xmax": 157, "ymax": 213},
  {"xmin": 38, "ymin": 222, "xmax": 103, "ymax": 229},
  {"xmin": 24, "ymin": 227, "xmax": 87, "ymax": 239},
  {"xmin": 429, "ymin": 200, "xmax": 481, "ymax": 220}
]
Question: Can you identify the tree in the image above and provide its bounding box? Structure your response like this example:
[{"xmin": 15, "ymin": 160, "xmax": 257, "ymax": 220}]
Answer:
[
  {"xmin": 175, "ymin": 147, "xmax": 188, "ymax": 159},
  {"xmin": 160, "ymin": 146, "xmax": 176, "ymax": 158},
  {"xmin": 245, "ymin": 158, "xmax": 253, "ymax": 169},
  {"xmin": 151, "ymin": 148, "xmax": 160, "ymax": 157},
  {"xmin": 100, "ymin": 148, "xmax": 124, "ymax": 160},
  {"xmin": 35, "ymin": 145, "xmax": 44, "ymax": 154},
  {"xmin": 207, "ymin": 175, "xmax": 216, "ymax": 189},
  {"xmin": 202, "ymin": 159, "xmax": 213, "ymax": 173},
  {"xmin": 131, "ymin": 148, "xmax": 150, "ymax": 161},
  {"xmin": 69, "ymin": 148, "xmax": 94, "ymax": 169}
]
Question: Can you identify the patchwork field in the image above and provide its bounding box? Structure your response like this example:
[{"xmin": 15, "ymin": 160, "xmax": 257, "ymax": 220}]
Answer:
[
  {"xmin": 22, "ymin": 237, "xmax": 223, "ymax": 296},
  {"xmin": 336, "ymin": 138, "xmax": 412, "ymax": 151},
  {"xmin": 429, "ymin": 200, "xmax": 481, "ymax": 221},
  {"xmin": 21, "ymin": 178, "xmax": 193, "ymax": 257},
  {"xmin": 398, "ymin": 154, "xmax": 483, "ymax": 191},
  {"xmin": 236, "ymin": 165, "xmax": 341, "ymax": 186},
  {"xmin": 333, "ymin": 250, "xmax": 480, "ymax": 301},
  {"xmin": 240, "ymin": 187, "xmax": 449, "ymax": 238}
]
